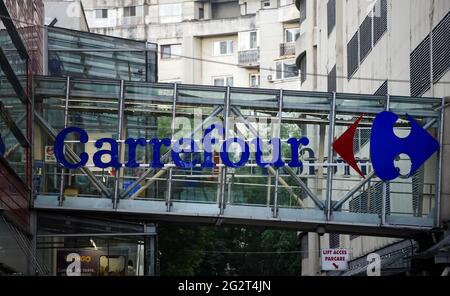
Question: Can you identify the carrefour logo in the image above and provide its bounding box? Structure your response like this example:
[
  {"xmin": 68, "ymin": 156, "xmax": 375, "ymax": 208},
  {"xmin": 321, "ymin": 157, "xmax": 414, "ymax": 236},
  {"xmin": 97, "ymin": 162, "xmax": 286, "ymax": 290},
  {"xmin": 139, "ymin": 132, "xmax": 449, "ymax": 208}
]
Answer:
[
  {"xmin": 333, "ymin": 111, "xmax": 439, "ymax": 181},
  {"xmin": 53, "ymin": 111, "xmax": 439, "ymax": 181}
]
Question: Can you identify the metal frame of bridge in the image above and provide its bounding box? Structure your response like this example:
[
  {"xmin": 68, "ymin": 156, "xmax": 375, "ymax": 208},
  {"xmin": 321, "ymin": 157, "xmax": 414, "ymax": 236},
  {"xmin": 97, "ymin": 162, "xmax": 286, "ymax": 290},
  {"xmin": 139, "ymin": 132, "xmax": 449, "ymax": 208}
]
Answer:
[{"xmin": 30, "ymin": 75, "xmax": 445, "ymax": 238}]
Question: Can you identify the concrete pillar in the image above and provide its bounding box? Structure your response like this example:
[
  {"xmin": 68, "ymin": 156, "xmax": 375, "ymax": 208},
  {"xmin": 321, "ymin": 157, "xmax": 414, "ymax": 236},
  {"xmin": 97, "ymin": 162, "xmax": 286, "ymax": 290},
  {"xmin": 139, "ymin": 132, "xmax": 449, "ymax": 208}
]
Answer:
[
  {"xmin": 182, "ymin": 36, "xmax": 202, "ymax": 84},
  {"xmin": 301, "ymin": 232, "xmax": 321, "ymax": 275},
  {"xmin": 440, "ymin": 97, "xmax": 450, "ymax": 226}
]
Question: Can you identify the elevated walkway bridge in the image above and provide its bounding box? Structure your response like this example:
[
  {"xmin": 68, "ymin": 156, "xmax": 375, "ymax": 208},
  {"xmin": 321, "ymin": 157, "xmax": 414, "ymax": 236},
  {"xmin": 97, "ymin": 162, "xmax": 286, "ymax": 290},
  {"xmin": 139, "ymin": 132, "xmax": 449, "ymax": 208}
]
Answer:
[{"xmin": 26, "ymin": 76, "xmax": 445, "ymax": 238}]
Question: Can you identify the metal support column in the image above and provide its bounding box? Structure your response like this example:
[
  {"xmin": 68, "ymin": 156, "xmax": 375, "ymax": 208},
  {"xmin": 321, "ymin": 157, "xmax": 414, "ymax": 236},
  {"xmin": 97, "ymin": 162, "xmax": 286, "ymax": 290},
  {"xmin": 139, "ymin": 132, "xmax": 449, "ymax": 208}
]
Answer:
[
  {"xmin": 272, "ymin": 89, "xmax": 283, "ymax": 218},
  {"xmin": 113, "ymin": 80, "xmax": 125, "ymax": 209},
  {"xmin": 325, "ymin": 92, "xmax": 336, "ymax": 221},
  {"xmin": 435, "ymin": 97, "xmax": 445, "ymax": 226},
  {"xmin": 381, "ymin": 94, "xmax": 390, "ymax": 225},
  {"xmin": 219, "ymin": 87, "xmax": 231, "ymax": 214},
  {"xmin": 34, "ymin": 112, "xmax": 112, "ymax": 197},
  {"xmin": 166, "ymin": 83, "xmax": 177, "ymax": 212},
  {"xmin": 58, "ymin": 76, "xmax": 70, "ymax": 207}
]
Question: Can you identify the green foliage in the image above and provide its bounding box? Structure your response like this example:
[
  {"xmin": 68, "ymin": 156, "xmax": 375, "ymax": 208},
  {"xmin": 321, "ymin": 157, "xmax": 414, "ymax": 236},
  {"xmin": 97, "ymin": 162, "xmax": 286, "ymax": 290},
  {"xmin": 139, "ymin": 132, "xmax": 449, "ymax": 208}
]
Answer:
[{"xmin": 158, "ymin": 224, "xmax": 301, "ymax": 276}]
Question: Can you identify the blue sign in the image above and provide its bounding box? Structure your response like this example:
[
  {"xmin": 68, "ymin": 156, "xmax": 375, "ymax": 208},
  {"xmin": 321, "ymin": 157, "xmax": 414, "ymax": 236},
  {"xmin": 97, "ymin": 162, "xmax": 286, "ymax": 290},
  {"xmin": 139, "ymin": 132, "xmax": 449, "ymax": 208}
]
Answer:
[{"xmin": 53, "ymin": 111, "xmax": 440, "ymax": 181}]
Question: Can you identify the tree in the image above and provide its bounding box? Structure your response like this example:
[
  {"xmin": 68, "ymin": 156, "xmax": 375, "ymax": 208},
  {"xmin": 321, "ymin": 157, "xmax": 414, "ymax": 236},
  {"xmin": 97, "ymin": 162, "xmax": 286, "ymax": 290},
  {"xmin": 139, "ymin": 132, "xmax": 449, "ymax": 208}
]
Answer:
[{"xmin": 158, "ymin": 223, "xmax": 301, "ymax": 276}]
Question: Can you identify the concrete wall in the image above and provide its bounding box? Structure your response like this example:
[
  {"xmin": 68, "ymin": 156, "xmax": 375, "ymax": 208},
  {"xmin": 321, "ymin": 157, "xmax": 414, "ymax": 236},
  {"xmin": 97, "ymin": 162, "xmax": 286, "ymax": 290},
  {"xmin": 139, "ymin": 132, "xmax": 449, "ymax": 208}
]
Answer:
[{"xmin": 295, "ymin": 0, "xmax": 450, "ymax": 275}]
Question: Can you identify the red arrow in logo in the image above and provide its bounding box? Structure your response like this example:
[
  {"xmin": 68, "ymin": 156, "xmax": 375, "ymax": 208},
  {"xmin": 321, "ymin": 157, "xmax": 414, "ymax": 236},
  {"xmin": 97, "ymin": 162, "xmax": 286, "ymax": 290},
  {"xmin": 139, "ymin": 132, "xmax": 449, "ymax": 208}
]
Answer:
[{"xmin": 332, "ymin": 114, "xmax": 365, "ymax": 178}]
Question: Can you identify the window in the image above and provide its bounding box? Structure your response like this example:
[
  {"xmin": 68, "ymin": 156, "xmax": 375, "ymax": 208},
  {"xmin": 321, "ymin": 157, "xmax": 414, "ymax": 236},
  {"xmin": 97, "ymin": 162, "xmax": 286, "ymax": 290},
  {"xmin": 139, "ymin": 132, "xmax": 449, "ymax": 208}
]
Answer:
[
  {"xmin": 359, "ymin": 15, "xmax": 372, "ymax": 63},
  {"xmin": 410, "ymin": 36, "xmax": 431, "ymax": 97},
  {"xmin": 250, "ymin": 74, "xmax": 260, "ymax": 87},
  {"xmin": 346, "ymin": 0, "xmax": 388, "ymax": 80},
  {"xmin": 327, "ymin": 0, "xmax": 335, "ymax": 35},
  {"xmin": 199, "ymin": 7, "xmax": 204, "ymax": 19},
  {"xmin": 298, "ymin": 53, "xmax": 306, "ymax": 83},
  {"xmin": 327, "ymin": 65, "xmax": 336, "ymax": 92},
  {"xmin": 373, "ymin": 0, "xmax": 387, "ymax": 44},
  {"xmin": 261, "ymin": 0, "xmax": 271, "ymax": 9},
  {"xmin": 213, "ymin": 76, "xmax": 233, "ymax": 86},
  {"xmin": 159, "ymin": 4, "xmax": 182, "ymax": 23},
  {"xmin": 95, "ymin": 9, "xmax": 108, "ymax": 19},
  {"xmin": 285, "ymin": 28, "xmax": 300, "ymax": 43},
  {"xmin": 275, "ymin": 59, "xmax": 299, "ymax": 80},
  {"xmin": 280, "ymin": 0, "xmax": 293, "ymax": 6},
  {"xmin": 160, "ymin": 44, "xmax": 181, "ymax": 59},
  {"xmin": 299, "ymin": 0, "xmax": 306, "ymax": 23},
  {"xmin": 329, "ymin": 233, "xmax": 340, "ymax": 249},
  {"xmin": 240, "ymin": 3, "xmax": 247, "ymax": 15},
  {"xmin": 410, "ymin": 11, "xmax": 450, "ymax": 96},
  {"xmin": 124, "ymin": 6, "xmax": 136, "ymax": 17},
  {"xmin": 432, "ymin": 12, "xmax": 450, "ymax": 83},
  {"xmin": 374, "ymin": 80, "xmax": 388, "ymax": 96},
  {"xmin": 347, "ymin": 31, "xmax": 359, "ymax": 79},
  {"xmin": 250, "ymin": 31, "xmax": 258, "ymax": 49},
  {"xmin": 213, "ymin": 40, "xmax": 234, "ymax": 56},
  {"xmin": 238, "ymin": 31, "xmax": 258, "ymax": 51}
]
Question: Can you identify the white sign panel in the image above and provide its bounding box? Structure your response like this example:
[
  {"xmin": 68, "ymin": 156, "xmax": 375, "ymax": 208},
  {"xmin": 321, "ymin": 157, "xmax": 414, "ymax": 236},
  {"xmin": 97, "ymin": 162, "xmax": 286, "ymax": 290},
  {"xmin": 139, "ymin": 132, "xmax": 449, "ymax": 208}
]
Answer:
[
  {"xmin": 321, "ymin": 249, "xmax": 350, "ymax": 271},
  {"xmin": 45, "ymin": 145, "xmax": 56, "ymax": 163}
]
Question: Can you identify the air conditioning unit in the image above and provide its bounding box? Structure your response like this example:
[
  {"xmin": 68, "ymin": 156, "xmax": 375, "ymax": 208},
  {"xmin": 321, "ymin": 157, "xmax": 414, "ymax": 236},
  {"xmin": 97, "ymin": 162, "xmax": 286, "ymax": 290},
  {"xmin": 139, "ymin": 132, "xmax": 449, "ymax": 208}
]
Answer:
[{"xmin": 267, "ymin": 74, "xmax": 273, "ymax": 82}]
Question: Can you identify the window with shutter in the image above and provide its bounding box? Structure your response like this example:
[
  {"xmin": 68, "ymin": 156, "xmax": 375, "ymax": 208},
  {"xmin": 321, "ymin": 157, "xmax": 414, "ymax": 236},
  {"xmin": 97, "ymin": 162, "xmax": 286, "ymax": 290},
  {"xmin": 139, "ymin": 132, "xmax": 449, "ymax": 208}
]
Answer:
[
  {"xmin": 410, "ymin": 35, "xmax": 431, "ymax": 97},
  {"xmin": 347, "ymin": 31, "xmax": 359, "ymax": 79},
  {"xmin": 373, "ymin": 0, "xmax": 387, "ymax": 44},
  {"xmin": 432, "ymin": 12, "xmax": 450, "ymax": 83},
  {"xmin": 359, "ymin": 15, "xmax": 373, "ymax": 63},
  {"xmin": 327, "ymin": 65, "xmax": 336, "ymax": 92},
  {"xmin": 327, "ymin": 0, "xmax": 336, "ymax": 36},
  {"xmin": 329, "ymin": 233, "xmax": 340, "ymax": 249}
]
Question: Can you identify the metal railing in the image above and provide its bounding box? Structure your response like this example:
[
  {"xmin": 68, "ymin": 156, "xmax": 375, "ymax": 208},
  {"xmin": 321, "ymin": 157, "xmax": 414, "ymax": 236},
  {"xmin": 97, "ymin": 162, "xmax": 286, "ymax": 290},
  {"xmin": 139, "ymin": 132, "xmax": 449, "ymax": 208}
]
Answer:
[
  {"xmin": 280, "ymin": 42, "xmax": 296, "ymax": 56},
  {"xmin": 31, "ymin": 75, "xmax": 444, "ymax": 236},
  {"xmin": 237, "ymin": 49, "xmax": 260, "ymax": 67}
]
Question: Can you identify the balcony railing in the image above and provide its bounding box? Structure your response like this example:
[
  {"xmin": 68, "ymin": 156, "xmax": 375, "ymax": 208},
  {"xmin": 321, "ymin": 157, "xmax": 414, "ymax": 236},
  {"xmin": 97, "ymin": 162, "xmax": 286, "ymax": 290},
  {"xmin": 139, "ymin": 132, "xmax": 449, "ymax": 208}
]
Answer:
[
  {"xmin": 280, "ymin": 42, "xmax": 296, "ymax": 56},
  {"xmin": 238, "ymin": 49, "xmax": 260, "ymax": 68}
]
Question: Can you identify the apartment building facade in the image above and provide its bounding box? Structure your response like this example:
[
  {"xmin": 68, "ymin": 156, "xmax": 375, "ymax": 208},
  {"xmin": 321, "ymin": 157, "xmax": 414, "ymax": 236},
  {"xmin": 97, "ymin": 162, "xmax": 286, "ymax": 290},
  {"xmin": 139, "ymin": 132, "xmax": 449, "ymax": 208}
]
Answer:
[
  {"xmin": 80, "ymin": 0, "xmax": 304, "ymax": 89},
  {"xmin": 294, "ymin": 0, "xmax": 450, "ymax": 275}
]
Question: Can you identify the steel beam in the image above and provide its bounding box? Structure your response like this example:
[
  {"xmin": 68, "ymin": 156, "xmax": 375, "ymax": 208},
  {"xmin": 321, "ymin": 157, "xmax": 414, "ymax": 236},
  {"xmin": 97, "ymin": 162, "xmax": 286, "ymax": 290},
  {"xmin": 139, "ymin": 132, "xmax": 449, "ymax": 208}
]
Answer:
[
  {"xmin": 34, "ymin": 112, "xmax": 111, "ymax": 197},
  {"xmin": 380, "ymin": 94, "xmax": 390, "ymax": 225},
  {"xmin": 166, "ymin": 83, "xmax": 178, "ymax": 211},
  {"xmin": 231, "ymin": 106, "xmax": 306, "ymax": 208},
  {"xmin": 219, "ymin": 87, "xmax": 231, "ymax": 215},
  {"xmin": 283, "ymin": 166, "xmax": 325, "ymax": 209},
  {"xmin": 272, "ymin": 89, "xmax": 284, "ymax": 218},
  {"xmin": 325, "ymin": 93, "xmax": 336, "ymax": 220},
  {"xmin": 113, "ymin": 80, "xmax": 125, "ymax": 209},
  {"xmin": 122, "ymin": 106, "xmax": 223, "ymax": 199},
  {"xmin": 58, "ymin": 76, "xmax": 70, "ymax": 206},
  {"xmin": 381, "ymin": 181, "xmax": 387, "ymax": 225},
  {"xmin": 436, "ymin": 97, "xmax": 445, "ymax": 226}
]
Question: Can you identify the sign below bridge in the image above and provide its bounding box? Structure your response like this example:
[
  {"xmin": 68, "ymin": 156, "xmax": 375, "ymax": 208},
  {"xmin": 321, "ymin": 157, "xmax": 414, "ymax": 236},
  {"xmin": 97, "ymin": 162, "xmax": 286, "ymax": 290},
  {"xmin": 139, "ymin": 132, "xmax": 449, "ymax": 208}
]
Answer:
[{"xmin": 321, "ymin": 249, "xmax": 350, "ymax": 271}]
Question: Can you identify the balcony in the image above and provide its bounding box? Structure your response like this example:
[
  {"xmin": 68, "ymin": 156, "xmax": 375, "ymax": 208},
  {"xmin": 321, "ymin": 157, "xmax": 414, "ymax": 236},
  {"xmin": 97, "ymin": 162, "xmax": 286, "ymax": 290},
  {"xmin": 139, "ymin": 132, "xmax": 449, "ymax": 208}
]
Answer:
[
  {"xmin": 238, "ymin": 49, "xmax": 260, "ymax": 68},
  {"xmin": 280, "ymin": 42, "xmax": 296, "ymax": 57}
]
